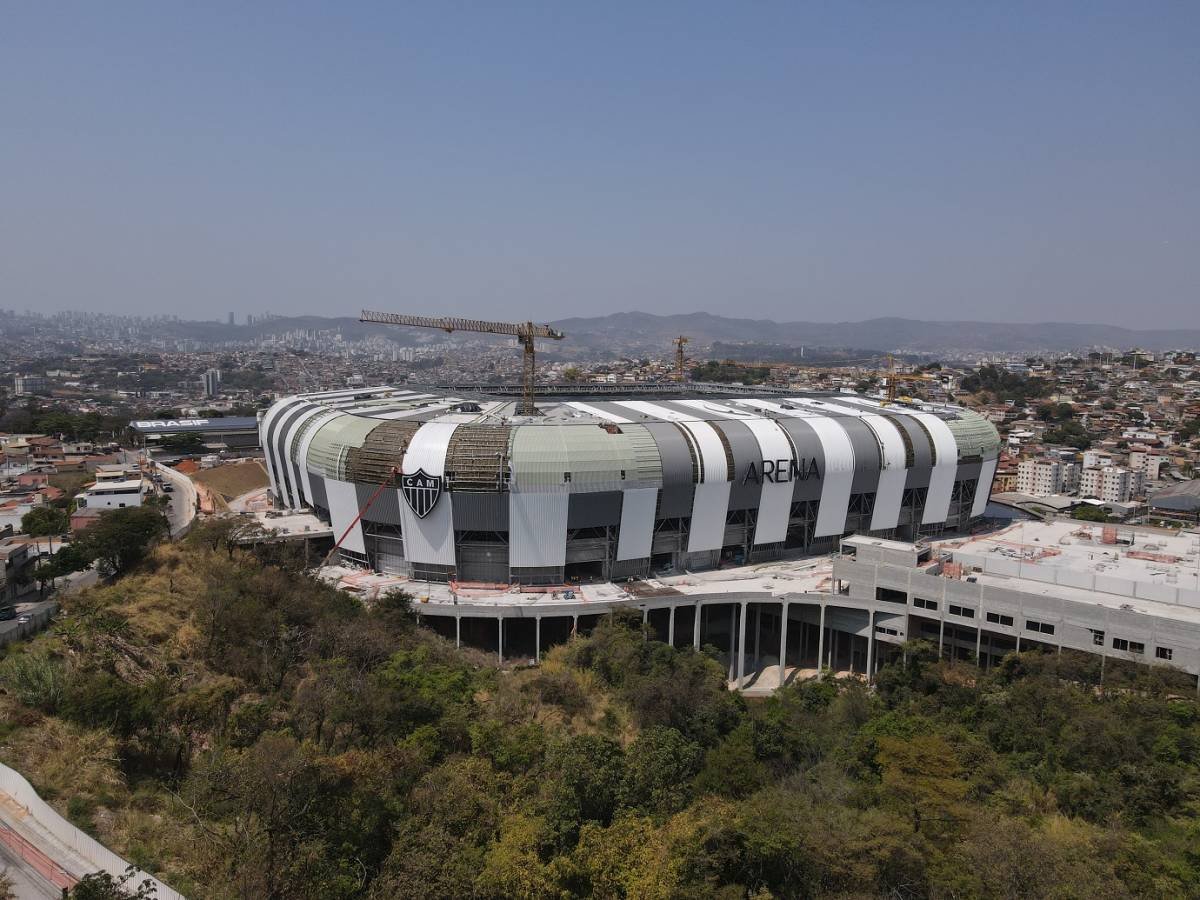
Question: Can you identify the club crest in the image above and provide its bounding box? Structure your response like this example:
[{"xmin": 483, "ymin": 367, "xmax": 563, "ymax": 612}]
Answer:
[{"xmin": 401, "ymin": 469, "xmax": 442, "ymax": 518}]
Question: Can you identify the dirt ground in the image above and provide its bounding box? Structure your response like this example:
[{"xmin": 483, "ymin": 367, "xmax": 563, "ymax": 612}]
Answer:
[{"xmin": 191, "ymin": 460, "xmax": 269, "ymax": 507}]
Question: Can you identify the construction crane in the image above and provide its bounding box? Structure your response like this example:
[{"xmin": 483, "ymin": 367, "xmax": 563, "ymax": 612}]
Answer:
[
  {"xmin": 360, "ymin": 310, "xmax": 565, "ymax": 415},
  {"xmin": 881, "ymin": 354, "xmax": 941, "ymax": 405},
  {"xmin": 673, "ymin": 335, "xmax": 689, "ymax": 382}
]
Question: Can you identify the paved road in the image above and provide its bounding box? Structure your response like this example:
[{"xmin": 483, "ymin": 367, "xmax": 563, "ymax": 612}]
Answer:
[{"xmin": 155, "ymin": 463, "xmax": 198, "ymax": 537}]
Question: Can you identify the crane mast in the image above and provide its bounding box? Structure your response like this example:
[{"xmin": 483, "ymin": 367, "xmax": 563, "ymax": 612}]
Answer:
[
  {"xmin": 360, "ymin": 309, "xmax": 565, "ymax": 415},
  {"xmin": 673, "ymin": 335, "xmax": 689, "ymax": 382}
]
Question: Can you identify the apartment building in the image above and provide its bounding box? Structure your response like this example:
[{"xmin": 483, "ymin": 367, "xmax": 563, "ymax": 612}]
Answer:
[{"xmin": 1079, "ymin": 465, "xmax": 1145, "ymax": 503}]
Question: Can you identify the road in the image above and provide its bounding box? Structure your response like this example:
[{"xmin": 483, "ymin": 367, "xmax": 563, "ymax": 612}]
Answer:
[{"xmin": 155, "ymin": 462, "xmax": 198, "ymax": 537}]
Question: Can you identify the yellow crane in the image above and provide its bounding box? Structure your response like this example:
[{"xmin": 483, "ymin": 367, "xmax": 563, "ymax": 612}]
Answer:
[
  {"xmin": 673, "ymin": 335, "xmax": 689, "ymax": 382},
  {"xmin": 881, "ymin": 354, "xmax": 941, "ymax": 405},
  {"xmin": 360, "ymin": 310, "xmax": 565, "ymax": 415}
]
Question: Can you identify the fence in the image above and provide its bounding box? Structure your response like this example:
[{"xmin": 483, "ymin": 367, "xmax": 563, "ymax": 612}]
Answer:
[{"xmin": 0, "ymin": 763, "xmax": 184, "ymax": 899}]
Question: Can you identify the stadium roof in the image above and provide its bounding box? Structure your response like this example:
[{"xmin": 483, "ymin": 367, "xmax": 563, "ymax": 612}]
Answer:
[
  {"xmin": 1149, "ymin": 480, "xmax": 1200, "ymax": 512},
  {"xmin": 129, "ymin": 417, "xmax": 260, "ymax": 435}
]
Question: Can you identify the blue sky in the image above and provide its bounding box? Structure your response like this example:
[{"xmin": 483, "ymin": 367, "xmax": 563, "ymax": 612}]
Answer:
[{"xmin": 2, "ymin": 2, "xmax": 1197, "ymax": 326}]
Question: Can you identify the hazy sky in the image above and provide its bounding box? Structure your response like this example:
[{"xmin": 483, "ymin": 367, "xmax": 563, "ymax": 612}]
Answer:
[{"xmin": 3, "ymin": 3, "xmax": 1197, "ymax": 327}]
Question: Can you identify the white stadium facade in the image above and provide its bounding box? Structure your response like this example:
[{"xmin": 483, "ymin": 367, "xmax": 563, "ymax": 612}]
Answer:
[
  {"xmin": 260, "ymin": 387, "xmax": 1002, "ymax": 584},
  {"xmin": 259, "ymin": 388, "xmax": 1200, "ymax": 690}
]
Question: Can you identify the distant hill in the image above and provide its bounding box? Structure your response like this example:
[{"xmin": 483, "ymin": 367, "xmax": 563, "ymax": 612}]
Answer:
[
  {"xmin": 63, "ymin": 311, "xmax": 1200, "ymax": 354},
  {"xmin": 549, "ymin": 312, "xmax": 1200, "ymax": 353}
]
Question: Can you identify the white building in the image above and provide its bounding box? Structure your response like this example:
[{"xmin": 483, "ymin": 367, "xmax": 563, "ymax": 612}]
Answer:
[
  {"xmin": 1017, "ymin": 458, "xmax": 1080, "ymax": 496},
  {"xmin": 75, "ymin": 466, "xmax": 149, "ymax": 511},
  {"xmin": 202, "ymin": 368, "xmax": 221, "ymax": 398},
  {"xmin": 1128, "ymin": 450, "xmax": 1168, "ymax": 482},
  {"xmin": 1079, "ymin": 465, "xmax": 1145, "ymax": 503}
]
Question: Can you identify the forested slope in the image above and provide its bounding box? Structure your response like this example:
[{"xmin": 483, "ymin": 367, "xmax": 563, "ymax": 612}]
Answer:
[{"xmin": 1, "ymin": 524, "xmax": 1199, "ymax": 898}]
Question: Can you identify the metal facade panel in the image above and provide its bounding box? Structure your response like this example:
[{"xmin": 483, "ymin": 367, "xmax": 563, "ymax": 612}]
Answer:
[
  {"xmin": 325, "ymin": 478, "xmax": 367, "ymax": 554},
  {"xmin": 451, "ymin": 492, "xmax": 510, "ymax": 531},
  {"xmin": 296, "ymin": 409, "xmax": 338, "ymax": 507},
  {"xmin": 804, "ymin": 417, "xmax": 856, "ymax": 536},
  {"xmin": 260, "ymin": 397, "xmax": 303, "ymax": 502},
  {"xmin": 617, "ymin": 487, "xmax": 657, "ymax": 561},
  {"xmin": 356, "ymin": 484, "xmax": 403, "ymax": 525},
  {"xmin": 509, "ymin": 493, "xmax": 569, "ymax": 567},
  {"xmin": 399, "ymin": 422, "xmax": 459, "ymax": 566},
  {"xmin": 271, "ymin": 403, "xmax": 317, "ymax": 504},
  {"xmin": 308, "ymin": 473, "xmax": 328, "ymax": 511},
  {"xmin": 711, "ymin": 420, "xmax": 761, "ymax": 510},
  {"xmin": 565, "ymin": 401, "xmax": 632, "ymax": 423},
  {"xmin": 567, "ymin": 491, "xmax": 622, "ymax": 528},
  {"xmin": 643, "ymin": 423, "xmax": 695, "ymax": 518},
  {"xmin": 622, "ymin": 424, "xmax": 664, "ymax": 487},
  {"xmin": 283, "ymin": 406, "xmax": 330, "ymax": 508},
  {"xmin": 740, "ymin": 418, "xmax": 794, "ymax": 544},
  {"xmin": 972, "ymin": 456, "xmax": 999, "ymax": 518},
  {"xmin": 836, "ymin": 417, "xmax": 882, "ymax": 493},
  {"xmin": 864, "ymin": 415, "xmax": 908, "ymax": 530},
  {"xmin": 908, "ymin": 413, "xmax": 958, "ymax": 524},
  {"xmin": 776, "ymin": 417, "xmax": 826, "ymax": 503},
  {"xmin": 687, "ymin": 482, "xmax": 732, "ymax": 552}
]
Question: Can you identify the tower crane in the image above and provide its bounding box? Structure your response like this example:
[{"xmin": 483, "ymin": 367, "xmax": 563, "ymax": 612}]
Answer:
[
  {"xmin": 881, "ymin": 354, "xmax": 941, "ymax": 405},
  {"xmin": 673, "ymin": 335, "xmax": 689, "ymax": 382},
  {"xmin": 360, "ymin": 310, "xmax": 565, "ymax": 415}
]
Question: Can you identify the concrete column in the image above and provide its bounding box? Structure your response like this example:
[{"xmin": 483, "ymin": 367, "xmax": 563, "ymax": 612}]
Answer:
[
  {"xmin": 938, "ymin": 619, "xmax": 945, "ymax": 659},
  {"xmin": 694, "ymin": 604, "xmax": 702, "ymax": 651},
  {"xmin": 737, "ymin": 602, "xmax": 748, "ymax": 688},
  {"xmin": 817, "ymin": 604, "xmax": 826, "ymax": 673},
  {"xmin": 455, "ymin": 615, "xmax": 461, "ymax": 649},
  {"xmin": 643, "ymin": 607, "xmax": 649, "ymax": 624},
  {"xmin": 668, "ymin": 605, "xmax": 676, "ymax": 648},
  {"xmin": 974, "ymin": 621, "xmax": 982, "ymax": 665},
  {"xmin": 535, "ymin": 616, "xmax": 541, "ymax": 664},
  {"xmin": 728, "ymin": 605, "xmax": 737, "ymax": 681},
  {"xmin": 572, "ymin": 614, "xmax": 578, "ymax": 636},
  {"xmin": 866, "ymin": 611, "xmax": 874, "ymax": 681},
  {"xmin": 497, "ymin": 616, "xmax": 504, "ymax": 665},
  {"xmin": 778, "ymin": 602, "xmax": 789, "ymax": 688},
  {"xmin": 753, "ymin": 604, "xmax": 762, "ymax": 670}
]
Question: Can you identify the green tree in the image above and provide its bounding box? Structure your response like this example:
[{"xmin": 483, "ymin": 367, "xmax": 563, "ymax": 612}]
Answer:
[
  {"xmin": 21, "ymin": 505, "xmax": 69, "ymax": 553},
  {"xmin": 85, "ymin": 506, "xmax": 169, "ymax": 577}
]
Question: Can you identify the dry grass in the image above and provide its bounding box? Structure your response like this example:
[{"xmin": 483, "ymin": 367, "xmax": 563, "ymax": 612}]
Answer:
[{"xmin": 192, "ymin": 460, "xmax": 269, "ymax": 502}]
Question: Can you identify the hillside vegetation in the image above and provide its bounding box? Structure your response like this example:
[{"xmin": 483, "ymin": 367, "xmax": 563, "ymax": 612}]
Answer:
[{"xmin": 1, "ymin": 522, "xmax": 1200, "ymax": 898}]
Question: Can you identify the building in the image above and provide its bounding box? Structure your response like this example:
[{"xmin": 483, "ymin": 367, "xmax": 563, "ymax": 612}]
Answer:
[
  {"xmin": 1128, "ymin": 450, "xmax": 1168, "ymax": 482},
  {"xmin": 262, "ymin": 387, "xmax": 1002, "ymax": 584},
  {"xmin": 1017, "ymin": 458, "xmax": 1080, "ymax": 496},
  {"xmin": 1148, "ymin": 480, "xmax": 1200, "ymax": 526},
  {"xmin": 202, "ymin": 368, "xmax": 221, "ymax": 398},
  {"xmin": 129, "ymin": 416, "xmax": 261, "ymax": 452},
  {"xmin": 1080, "ymin": 465, "xmax": 1145, "ymax": 503},
  {"xmin": 74, "ymin": 465, "xmax": 149, "ymax": 511},
  {"xmin": 12, "ymin": 375, "xmax": 49, "ymax": 396}
]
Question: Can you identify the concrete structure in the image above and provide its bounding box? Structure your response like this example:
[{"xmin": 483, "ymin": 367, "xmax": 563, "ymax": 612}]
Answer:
[
  {"xmin": 129, "ymin": 416, "xmax": 261, "ymax": 451},
  {"xmin": 1017, "ymin": 457, "xmax": 1080, "ymax": 496},
  {"xmin": 1080, "ymin": 465, "xmax": 1144, "ymax": 503},
  {"xmin": 317, "ymin": 519, "xmax": 1200, "ymax": 692},
  {"xmin": 12, "ymin": 375, "xmax": 49, "ymax": 396},
  {"xmin": 202, "ymin": 367, "xmax": 221, "ymax": 398},
  {"xmin": 74, "ymin": 466, "xmax": 149, "ymax": 511},
  {"xmin": 264, "ymin": 388, "xmax": 1002, "ymax": 584}
]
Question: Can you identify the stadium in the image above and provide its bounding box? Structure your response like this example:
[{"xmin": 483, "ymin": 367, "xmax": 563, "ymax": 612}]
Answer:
[{"xmin": 260, "ymin": 387, "xmax": 1001, "ymax": 584}]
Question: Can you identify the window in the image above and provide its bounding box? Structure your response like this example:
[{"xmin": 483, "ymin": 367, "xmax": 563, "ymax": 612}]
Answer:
[
  {"xmin": 1112, "ymin": 638, "xmax": 1144, "ymax": 654},
  {"xmin": 875, "ymin": 625, "xmax": 899, "ymax": 637},
  {"xmin": 914, "ymin": 597, "xmax": 938, "ymax": 611},
  {"xmin": 563, "ymin": 472, "xmax": 572, "ymax": 483},
  {"xmin": 1156, "ymin": 647, "xmax": 1173, "ymax": 661},
  {"xmin": 1025, "ymin": 619, "xmax": 1055, "ymax": 635},
  {"xmin": 1089, "ymin": 628, "xmax": 1105, "ymax": 646},
  {"xmin": 986, "ymin": 612, "xmax": 1014, "ymax": 627},
  {"xmin": 948, "ymin": 604, "xmax": 975, "ymax": 619}
]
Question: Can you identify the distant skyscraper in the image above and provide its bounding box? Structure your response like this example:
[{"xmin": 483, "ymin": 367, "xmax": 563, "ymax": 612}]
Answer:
[
  {"xmin": 202, "ymin": 368, "xmax": 221, "ymax": 398},
  {"xmin": 228, "ymin": 312, "xmax": 235, "ymax": 325}
]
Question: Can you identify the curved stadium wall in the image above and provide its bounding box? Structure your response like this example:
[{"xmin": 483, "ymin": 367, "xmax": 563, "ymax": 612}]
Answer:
[{"xmin": 261, "ymin": 388, "xmax": 1001, "ymax": 585}]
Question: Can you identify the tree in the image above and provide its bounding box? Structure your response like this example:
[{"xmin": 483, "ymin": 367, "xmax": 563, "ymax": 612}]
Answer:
[
  {"xmin": 70, "ymin": 867, "xmax": 158, "ymax": 899},
  {"xmin": 85, "ymin": 506, "xmax": 169, "ymax": 577},
  {"xmin": 21, "ymin": 505, "xmax": 69, "ymax": 553},
  {"xmin": 1072, "ymin": 505, "xmax": 1110, "ymax": 523},
  {"xmin": 876, "ymin": 734, "xmax": 969, "ymax": 837}
]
